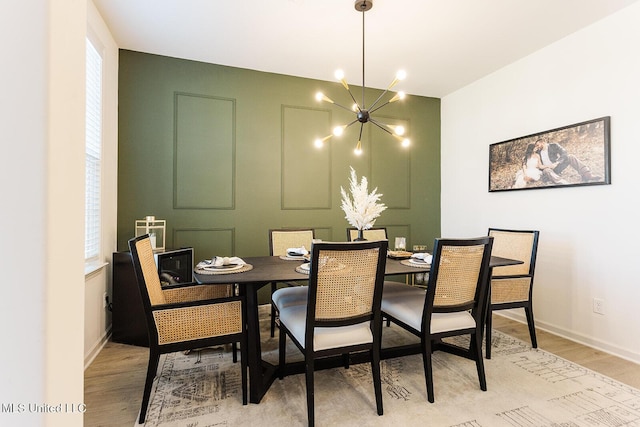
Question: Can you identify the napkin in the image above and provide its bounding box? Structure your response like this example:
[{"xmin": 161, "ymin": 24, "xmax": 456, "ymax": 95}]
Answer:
[
  {"xmin": 286, "ymin": 246, "xmax": 308, "ymax": 256},
  {"xmin": 411, "ymin": 253, "xmax": 433, "ymax": 263},
  {"xmin": 196, "ymin": 256, "xmax": 246, "ymax": 268}
]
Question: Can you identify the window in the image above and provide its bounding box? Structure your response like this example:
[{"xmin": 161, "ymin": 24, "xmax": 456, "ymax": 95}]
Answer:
[{"xmin": 85, "ymin": 38, "xmax": 102, "ymax": 262}]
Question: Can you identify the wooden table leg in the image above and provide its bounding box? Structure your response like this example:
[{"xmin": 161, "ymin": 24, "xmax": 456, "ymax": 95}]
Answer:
[{"xmin": 244, "ymin": 283, "xmax": 277, "ymax": 403}]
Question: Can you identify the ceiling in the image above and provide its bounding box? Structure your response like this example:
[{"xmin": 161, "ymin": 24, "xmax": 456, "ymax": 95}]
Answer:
[{"xmin": 93, "ymin": 0, "xmax": 638, "ymax": 98}]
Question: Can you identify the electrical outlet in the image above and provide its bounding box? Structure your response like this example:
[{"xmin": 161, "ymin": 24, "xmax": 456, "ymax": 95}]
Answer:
[
  {"xmin": 103, "ymin": 292, "xmax": 108, "ymax": 309},
  {"xmin": 593, "ymin": 298, "xmax": 604, "ymax": 315}
]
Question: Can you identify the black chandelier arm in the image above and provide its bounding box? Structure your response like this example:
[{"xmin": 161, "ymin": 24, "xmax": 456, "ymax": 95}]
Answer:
[
  {"xmin": 369, "ymin": 91, "xmax": 398, "ymax": 114},
  {"xmin": 345, "ymin": 119, "xmax": 358, "ymax": 129},
  {"xmin": 368, "ymin": 117, "xmax": 394, "ymax": 135},
  {"xmin": 343, "ymin": 119, "xmax": 360, "ymax": 130},
  {"xmin": 332, "ymin": 100, "xmax": 359, "ymax": 114},
  {"xmin": 344, "ymin": 86, "xmax": 362, "ymax": 112},
  {"xmin": 368, "ymin": 88, "xmax": 392, "ymax": 112},
  {"xmin": 358, "ymin": 122, "xmax": 365, "ymax": 141}
]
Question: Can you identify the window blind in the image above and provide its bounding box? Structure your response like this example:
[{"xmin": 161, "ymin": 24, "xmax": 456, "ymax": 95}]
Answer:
[{"xmin": 85, "ymin": 39, "xmax": 102, "ymax": 262}]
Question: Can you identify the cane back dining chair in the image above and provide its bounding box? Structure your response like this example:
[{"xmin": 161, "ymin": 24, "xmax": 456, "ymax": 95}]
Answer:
[
  {"xmin": 380, "ymin": 237, "xmax": 493, "ymax": 403},
  {"xmin": 268, "ymin": 228, "xmax": 315, "ymax": 337},
  {"xmin": 486, "ymin": 228, "xmax": 540, "ymax": 358},
  {"xmin": 346, "ymin": 227, "xmax": 388, "ymax": 242},
  {"xmin": 128, "ymin": 235, "xmax": 247, "ymax": 424},
  {"xmin": 273, "ymin": 240, "xmax": 388, "ymax": 427}
]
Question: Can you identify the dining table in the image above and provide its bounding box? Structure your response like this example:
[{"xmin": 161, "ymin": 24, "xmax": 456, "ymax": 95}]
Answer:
[{"xmin": 194, "ymin": 254, "xmax": 521, "ymax": 404}]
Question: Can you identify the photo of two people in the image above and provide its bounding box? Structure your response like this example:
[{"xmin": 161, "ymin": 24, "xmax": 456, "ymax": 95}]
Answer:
[{"xmin": 489, "ymin": 117, "xmax": 610, "ymax": 192}]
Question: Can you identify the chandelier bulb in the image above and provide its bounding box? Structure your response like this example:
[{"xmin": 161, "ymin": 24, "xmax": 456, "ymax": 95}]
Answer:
[
  {"xmin": 389, "ymin": 91, "xmax": 406, "ymax": 103},
  {"xmin": 393, "ymin": 125, "xmax": 405, "ymax": 136},
  {"xmin": 314, "ymin": 134, "xmax": 333, "ymax": 148},
  {"xmin": 392, "ymin": 134, "xmax": 410, "ymax": 147},
  {"xmin": 333, "ymin": 125, "xmax": 347, "ymax": 137},
  {"xmin": 335, "ymin": 69, "xmax": 350, "ymax": 91},
  {"xmin": 387, "ymin": 71, "xmax": 407, "ymax": 91},
  {"xmin": 354, "ymin": 141, "xmax": 363, "ymax": 155},
  {"xmin": 316, "ymin": 92, "xmax": 334, "ymax": 104}
]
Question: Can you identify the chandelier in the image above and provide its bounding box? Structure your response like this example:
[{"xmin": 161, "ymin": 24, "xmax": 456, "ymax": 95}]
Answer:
[{"xmin": 314, "ymin": 0, "xmax": 410, "ymax": 156}]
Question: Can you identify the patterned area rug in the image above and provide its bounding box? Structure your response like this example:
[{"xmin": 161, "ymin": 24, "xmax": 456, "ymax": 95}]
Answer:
[{"xmin": 140, "ymin": 307, "xmax": 640, "ymax": 427}]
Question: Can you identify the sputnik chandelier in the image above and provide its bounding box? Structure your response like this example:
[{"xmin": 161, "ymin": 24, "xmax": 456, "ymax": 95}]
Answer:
[{"xmin": 314, "ymin": 0, "xmax": 410, "ymax": 156}]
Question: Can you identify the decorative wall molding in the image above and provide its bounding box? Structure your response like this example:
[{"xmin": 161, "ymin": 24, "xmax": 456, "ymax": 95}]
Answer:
[
  {"xmin": 174, "ymin": 92, "xmax": 236, "ymax": 209},
  {"xmin": 281, "ymin": 105, "xmax": 332, "ymax": 210}
]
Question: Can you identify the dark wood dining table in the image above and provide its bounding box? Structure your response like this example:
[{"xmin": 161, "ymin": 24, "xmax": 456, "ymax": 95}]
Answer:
[{"xmin": 194, "ymin": 254, "xmax": 520, "ymax": 403}]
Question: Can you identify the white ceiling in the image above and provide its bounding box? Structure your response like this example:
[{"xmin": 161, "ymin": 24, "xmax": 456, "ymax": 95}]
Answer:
[{"xmin": 93, "ymin": 0, "xmax": 638, "ymax": 98}]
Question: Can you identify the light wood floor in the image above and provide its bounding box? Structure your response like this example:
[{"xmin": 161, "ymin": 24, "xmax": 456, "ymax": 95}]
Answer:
[{"xmin": 84, "ymin": 315, "xmax": 640, "ymax": 426}]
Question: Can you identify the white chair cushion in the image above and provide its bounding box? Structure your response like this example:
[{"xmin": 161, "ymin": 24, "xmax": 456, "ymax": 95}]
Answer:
[
  {"xmin": 272, "ymin": 286, "xmax": 308, "ymax": 309},
  {"xmin": 381, "ymin": 283, "xmax": 476, "ymax": 334},
  {"xmin": 430, "ymin": 312, "xmax": 476, "ymax": 334},
  {"xmin": 383, "ymin": 281, "xmax": 421, "ymax": 295},
  {"xmin": 278, "ymin": 304, "xmax": 373, "ymax": 352},
  {"xmin": 381, "ymin": 287, "xmax": 425, "ymax": 331}
]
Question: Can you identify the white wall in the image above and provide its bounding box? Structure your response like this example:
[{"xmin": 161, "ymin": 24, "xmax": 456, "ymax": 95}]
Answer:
[
  {"xmin": 1, "ymin": 1, "xmax": 48, "ymax": 422},
  {"xmin": 46, "ymin": 2, "xmax": 87, "ymax": 424},
  {"xmin": 1, "ymin": 1, "xmax": 86, "ymax": 426},
  {"xmin": 442, "ymin": 2, "xmax": 640, "ymax": 362},
  {"xmin": 84, "ymin": 0, "xmax": 119, "ymax": 367}
]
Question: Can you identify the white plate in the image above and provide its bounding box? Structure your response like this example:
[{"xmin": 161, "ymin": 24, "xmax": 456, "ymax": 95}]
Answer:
[
  {"xmin": 202, "ymin": 264, "xmax": 244, "ymax": 271},
  {"xmin": 287, "ymin": 252, "xmax": 307, "ymax": 257}
]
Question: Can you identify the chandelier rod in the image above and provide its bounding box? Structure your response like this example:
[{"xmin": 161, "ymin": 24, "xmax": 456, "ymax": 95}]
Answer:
[{"xmin": 361, "ymin": 5, "xmax": 365, "ymax": 110}]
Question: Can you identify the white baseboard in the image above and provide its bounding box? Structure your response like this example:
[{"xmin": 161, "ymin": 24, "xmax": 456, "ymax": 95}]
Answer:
[
  {"xmin": 495, "ymin": 311, "xmax": 640, "ymax": 365},
  {"xmin": 84, "ymin": 326, "xmax": 112, "ymax": 370}
]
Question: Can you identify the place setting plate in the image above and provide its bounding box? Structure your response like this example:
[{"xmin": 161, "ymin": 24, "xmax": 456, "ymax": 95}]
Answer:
[
  {"xmin": 280, "ymin": 254, "xmax": 307, "ymax": 261},
  {"xmin": 401, "ymin": 256, "xmax": 432, "ymax": 268},
  {"xmin": 202, "ymin": 264, "xmax": 243, "ymax": 271},
  {"xmin": 195, "ymin": 259, "xmax": 254, "ymax": 275}
]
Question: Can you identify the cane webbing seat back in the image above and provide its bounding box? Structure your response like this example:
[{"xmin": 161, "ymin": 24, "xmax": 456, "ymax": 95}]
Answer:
[
  {"xmin": 270, "ymin": 229, "xmax": 315, "ymax": 257},
  {"xmin": 346, "ymin": 227, "xmax": 388, "ymax": 242}
]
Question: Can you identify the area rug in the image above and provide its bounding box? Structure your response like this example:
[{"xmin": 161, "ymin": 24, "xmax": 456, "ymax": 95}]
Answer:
[{"xmin": 140, "ymin": 306, "xmax": 640, "ymax": 427}]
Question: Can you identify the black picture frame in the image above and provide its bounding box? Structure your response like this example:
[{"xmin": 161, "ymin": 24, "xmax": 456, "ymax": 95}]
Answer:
[{"xmin": 489, "ymin": 116, "xmax": 611, "ymax": 192}]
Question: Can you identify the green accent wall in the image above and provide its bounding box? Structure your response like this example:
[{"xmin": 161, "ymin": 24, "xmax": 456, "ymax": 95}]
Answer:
[{"xmin": 117, "ymin": 50, "xmax": 441, "ymax": 298}]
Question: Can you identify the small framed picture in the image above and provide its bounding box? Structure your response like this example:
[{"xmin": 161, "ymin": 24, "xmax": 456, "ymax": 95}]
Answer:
[{"xmin": 489, "ymin": 117, "xmax": 610, "ymax": 192}]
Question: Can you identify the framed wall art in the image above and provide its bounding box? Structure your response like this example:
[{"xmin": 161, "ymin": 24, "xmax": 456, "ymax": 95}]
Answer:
[{"xmin": 489, "ymin": 116, "xmax": 611, "ymax": 192}]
